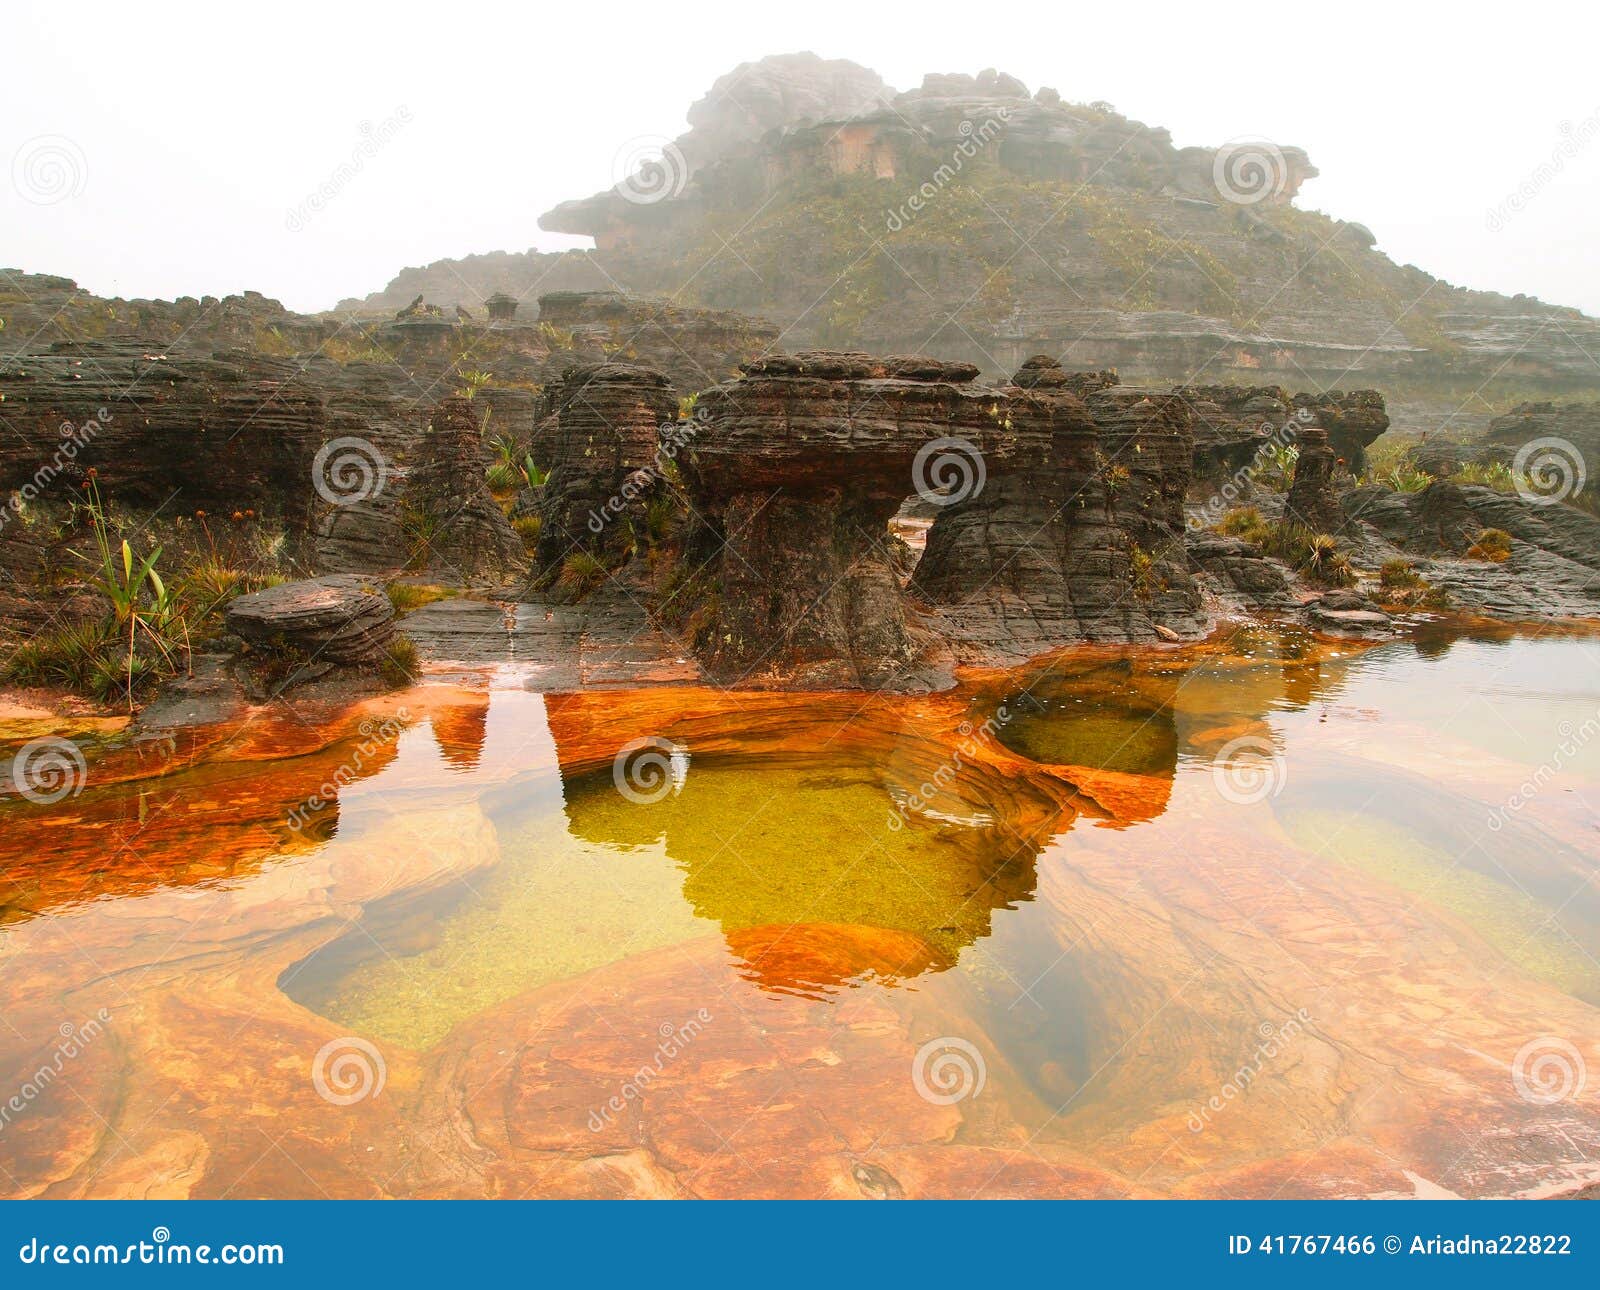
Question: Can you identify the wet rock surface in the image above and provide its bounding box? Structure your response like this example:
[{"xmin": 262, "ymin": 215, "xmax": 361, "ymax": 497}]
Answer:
[
  {"xmin": 1186, "ymin": 533, "xmax": 1299, "ymax": 613},
  {"xmin": 1340, "ymin": 482, "xmax": 1600, "ymax": 619},
  {"xmin": 1304, "ymin": 588, "xmax": 1393, "ymax": 638}
]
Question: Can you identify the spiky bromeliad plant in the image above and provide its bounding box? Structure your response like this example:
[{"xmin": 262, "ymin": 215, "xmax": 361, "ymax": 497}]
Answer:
[{"xmin": 70, "ymin": 477, "xmax": 189, "ymax": 706}]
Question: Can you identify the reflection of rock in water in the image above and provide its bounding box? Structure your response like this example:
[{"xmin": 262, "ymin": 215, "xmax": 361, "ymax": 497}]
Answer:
[
  {"xmin": 428, "ymin": 695, "xmax": 491, "ymax": 772},
  {"xmin": 558, "ymin": 753, "xmax": 1043, "ymax": 997},
  {"xmin": 997, "ymin": 657, "xmax": 1179, "ymax": 777},
  {"xmin": 543, "ymin": 691, "xmax": 1070, "ymax": 995}
]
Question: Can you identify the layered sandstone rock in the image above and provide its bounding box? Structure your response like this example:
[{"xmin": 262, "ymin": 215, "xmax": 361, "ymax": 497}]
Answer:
[
  {"xmin": 1284, "ymin": 428, "xmax": 1344, "ymax": 533},
  {"xmin": 1338, "ymin": 481, "xmax": 1600, "ymax": 619},
  {"xmin": 534, "ymin": 291, "xmax": 779, "ymax": 392},
  {"xmin": 405, "ymin": 397, "xmax": 525, "ymax": 582},
  {"xmin": 910, "ymin": 357, "xmax": 1204, "ymax": 658},
  {"xmin": 0, "ymin": 341, "xmax": 326, "ymax": 536},
  {"xmin": 1179, "ymin": 384, "xmax": 1389, "ymax": 483},
  {"xmin": 530, "ymin": 363, "xmax": 678, "ymax": 590},
  {"xmin": 679, "ymin": 351, "xmax": 990, "ymax": 687},
  {"xmin": 224, "ymin": 574, "xmax": 396, "ymax": 665},
  {"xmin": 672, "ymin": 353, "xmax": 1208, "ymax": 684}
]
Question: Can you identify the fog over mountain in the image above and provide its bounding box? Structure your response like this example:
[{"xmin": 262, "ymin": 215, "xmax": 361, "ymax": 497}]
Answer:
[{"xmin": 5, "ymin": 0, "xmax": 1599, "ymax": 316}]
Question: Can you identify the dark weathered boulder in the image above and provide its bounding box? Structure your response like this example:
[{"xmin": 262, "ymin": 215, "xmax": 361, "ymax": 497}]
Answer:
[
  {"xmin": 1186, "ymin": 533, "xmax": 1298, "ymax": 612},
  {"xmin": 1305, "ymin": 588, "xmax": 1392, "ymax": 638},
  {"xmin": 224, "ymin": 574, "xmax": 395, "ymax": 665},
  {"xmin": 911, "ymin": 360, "xmax": 1205, "ymax": 655}
]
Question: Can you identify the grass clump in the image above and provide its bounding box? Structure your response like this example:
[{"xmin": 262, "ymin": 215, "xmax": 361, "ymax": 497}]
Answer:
[
  {"xmin": 1379, "ymin": 558, "xmax": 1424, "ymax": 589},
  {"xmin": 1217, "ymin": 506, "xmax": 1265, "ymax": 537},
  {"xmin": 378, "ymin": 635, "xmax": 420, "ymax": 688},
  {"xmin": 1466, "ymin": 527, "xmax": 1513, "ymax": 562},
  {"xmin": 1450, "ymin": 461, "xmax": 1516, "ymax": 492},
  {"xmin": 512, "ymin": 515, "xmax": 541, "ymax": 551},
  {"xmin": 556, "ymin": 552, "xmax": 608, "ymax": 600},
  {"xmin": 1216, "ymin": 508, "xmax": 1356, "ymax": 588},
  {"xmin": 385, "ymin": 583, "xmax": 450, "ymax": 615}
]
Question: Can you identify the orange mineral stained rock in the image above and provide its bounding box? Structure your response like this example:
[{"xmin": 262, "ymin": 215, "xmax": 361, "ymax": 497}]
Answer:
[{"xmin": 3, "ymin": 631, "xmax": 1600, "ymax": 1199}]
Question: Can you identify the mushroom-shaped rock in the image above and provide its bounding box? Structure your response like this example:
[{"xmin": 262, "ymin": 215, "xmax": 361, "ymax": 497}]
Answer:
[{"xmin": 225, "ymin": 575, "xmax": 396, "ymax": 665}]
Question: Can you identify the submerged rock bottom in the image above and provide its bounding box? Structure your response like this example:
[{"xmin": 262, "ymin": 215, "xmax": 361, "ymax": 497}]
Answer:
[{"xmin": 3, "ymin": 626, "xmax": 1599, "ymax": 1198}]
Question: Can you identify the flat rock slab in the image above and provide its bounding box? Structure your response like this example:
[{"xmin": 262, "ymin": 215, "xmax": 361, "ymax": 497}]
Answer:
[
  {"xmin": 225, "ymin": 574, "xmax": 394, "ymax": 664},
  {"xmin": 403, "ymin": 590, "xmax": 700, "ymax": 687},
  {"xmin": 1306, "ymin": 591, "xmax": 1393, "ymax": 637}
]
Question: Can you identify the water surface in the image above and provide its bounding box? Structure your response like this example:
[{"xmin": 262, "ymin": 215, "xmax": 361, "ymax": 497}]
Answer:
[{"xmin": 3, "ymin": 627, "xmax": 1599, "ymax": 1199}]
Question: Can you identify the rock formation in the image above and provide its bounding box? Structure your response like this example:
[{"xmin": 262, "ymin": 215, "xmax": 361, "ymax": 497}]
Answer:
[
  {"xmin": 533, "ymin": 291, "xmax": 779, "ymax": 393},
  {"xmin": 1284, "ymin": 428, "xmax": 1344, "ymax": 533},
  {"xmin": 667, "ymin": 352, "xmax": 1209, "ymax": 686},
  {"xmin": 1180, "ymin": 384, "xmax": 1389, "ymax": 482},
  {"xmin": 224, "ymin": 574, "xmax": 396, "ymax": 665},
  {"xmin": 911, "ymin": 357, "xmax": 1204, "ymax": 658},
  {"xmin": 332, "ymin": 57, "xmax": 1600, "ymax": 433},
  {"xmin": 0, "ymin": 341, "xmax": 327, "ymax": 535},
  {"xmin": 405, "ymin": 397, "xmax": 525, "ymax": 581},
  {"xmin": 530, "ymin": 363, "xmax": 678, "ymax": 590},
  {"xmin": 678, "ymin": 351, "xmax": 990, "ymax": 687}
]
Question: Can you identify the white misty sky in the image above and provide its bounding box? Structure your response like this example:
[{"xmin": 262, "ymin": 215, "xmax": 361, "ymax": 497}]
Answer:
[{"xmin": 4, "ymin": 0, "xmax": 1598, "ymax": 317}]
